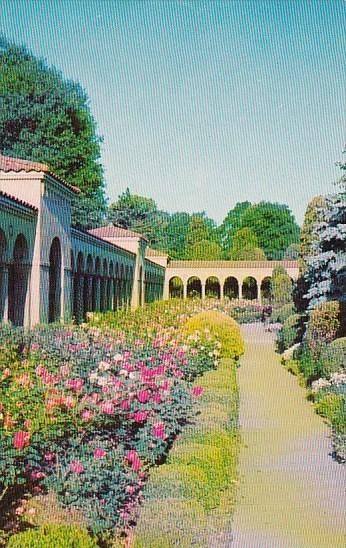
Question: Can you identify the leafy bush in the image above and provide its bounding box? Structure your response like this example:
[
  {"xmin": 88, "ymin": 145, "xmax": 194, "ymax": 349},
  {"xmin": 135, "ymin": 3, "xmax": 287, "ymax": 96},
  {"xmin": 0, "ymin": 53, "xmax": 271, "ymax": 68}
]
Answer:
[
  {"xmin": 317, "ymin": 337, "xmax": 346, "ymax": 378},
  {"xmin": 306, "ymin": 301, "xmax": 341, "ymax": 358},
  {"xmin": 314, "ymin": 393, "xmax": 344, "ymax": 429},
  {"xmin": 184, "ymin": 311, "xmax": 244, "ymax": 359},
  {"xmin": 276, "ymin": 314, "xmax": 303, "ymax": 353},
  {"xmin": 7, "ymin": 524, "xmax": 96, "ymax": 548},
  {"xmin": 271, "ymin": 303, "xmax": 296, "ymax": 324}
]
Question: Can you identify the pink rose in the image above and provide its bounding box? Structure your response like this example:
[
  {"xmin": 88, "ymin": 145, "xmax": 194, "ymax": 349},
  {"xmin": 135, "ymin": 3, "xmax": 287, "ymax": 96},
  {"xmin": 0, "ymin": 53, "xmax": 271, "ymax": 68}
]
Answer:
[
  {"xmin": 94, "ymin": 448, "xmax": 106, "ymax": 459},
  {"xmin": 70, "ymin": 460, "xmax": 84, "ymax": 474},
  {"xmin": 137, "ymin": 389, "xmax": 150, "ymax": 404},
  {"xmin": 31, "ymin": 470, "xmax": 45, "ymax": 480},
  {"xmin": 81, "ymin": 409, "xmax": 94, "ymax": 421},
  {"xmin": 13, "ymin": 431, "xmax": 30, "ymax": 450},
  {"xmin": 44, "ymin": 452, "xmax": 55, "ymax": 462},
  {"xmin": 100, "ymin": 400, "xmax": 115, "ymax": 415},
  {"xmin": 191, "ymin": 386, "xmax": 204, "ymax": 397},
  {"xmin": 152, "ymin": 393, "xmax": 161, "ymax": 404},
  {"xmin": 152, "ymin": 422, "xmax": 166, "ymax": 439},
  {"xmin": 133, "ymin": 410, "xmax": 147, "ymax": 422},
  {"xmin": 120, "ymin": 399, "xmax": 130, "ymax": 410}
]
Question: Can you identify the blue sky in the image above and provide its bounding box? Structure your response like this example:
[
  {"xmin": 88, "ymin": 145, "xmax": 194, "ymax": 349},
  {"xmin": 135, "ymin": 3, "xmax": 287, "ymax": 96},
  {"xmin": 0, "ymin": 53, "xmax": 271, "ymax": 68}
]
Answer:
[{"xmin": 1, "ymin": 0, "xmax": 345, "ymax": 225}]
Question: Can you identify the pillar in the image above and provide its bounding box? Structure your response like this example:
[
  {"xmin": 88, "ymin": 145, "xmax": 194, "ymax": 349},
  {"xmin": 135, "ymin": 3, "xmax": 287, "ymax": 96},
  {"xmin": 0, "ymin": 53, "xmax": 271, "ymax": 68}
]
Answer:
[
  {"xmin": 183, "ymin": 283, "xmax": 187, "ymax": 299},
  {"xmin": 201, "ymin": 282, "xmax": 206, "ymax": 300},
  {"xmin": 220, "ymin": 282, "xmax": 224, "ymax": 300},
  {"xmin": 239, "ymin": 280, "xmax": 243, "ymax": 300}
]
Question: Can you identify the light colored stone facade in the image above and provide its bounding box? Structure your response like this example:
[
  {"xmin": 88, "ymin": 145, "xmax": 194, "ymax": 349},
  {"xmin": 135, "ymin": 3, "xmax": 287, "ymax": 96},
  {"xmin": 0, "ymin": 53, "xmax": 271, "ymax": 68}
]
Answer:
[{"xmin": 0, "ymin": 154, "xmax": 300, "ymax": 328}]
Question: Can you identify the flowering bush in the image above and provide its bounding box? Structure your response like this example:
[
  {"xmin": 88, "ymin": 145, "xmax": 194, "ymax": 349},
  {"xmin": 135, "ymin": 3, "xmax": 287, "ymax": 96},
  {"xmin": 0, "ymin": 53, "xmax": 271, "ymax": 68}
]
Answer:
[
  {"xmin": 306, "ymin": 300, "xmax": 341, "ymax": 358},
  {"xmin": 1, "ymin": 298, "xmax": 240, "ymax": 539}
]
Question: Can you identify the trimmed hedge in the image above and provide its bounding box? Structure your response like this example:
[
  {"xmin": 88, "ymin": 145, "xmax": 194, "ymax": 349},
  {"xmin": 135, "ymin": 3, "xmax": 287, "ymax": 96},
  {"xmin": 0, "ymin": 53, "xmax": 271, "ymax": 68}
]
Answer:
[
  {"xmin": 184, "ymin": 311, "xmax": 244, "ymax": 359},
  {"xmin": 276, "ymin": 314, "xmax": 303, "ymax": 353},
  {"xmin": 306, "ymin": 301, "xmax": 341, "ymax": 358},
  {"xmin": 271, "ymin": 303, "xmax": 296, "ymax": 324},
  {"xmin": 7, "ymin": 525, "xmax": 97, "ymax": 548}
]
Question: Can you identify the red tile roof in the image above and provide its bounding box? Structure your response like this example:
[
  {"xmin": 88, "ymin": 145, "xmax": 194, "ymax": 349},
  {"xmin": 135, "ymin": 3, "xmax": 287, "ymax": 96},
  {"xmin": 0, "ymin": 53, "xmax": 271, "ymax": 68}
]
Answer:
[
  {"xmin": 0, "ymin": 190, "xmax": 38, "ymax": 212},
  {"xmin": 89, "ymin": 224, "xmax": 147, "ymax": 241},
  {"xmin": 0, "ymin": 154, "xmax": 80, "ymax": 194}
]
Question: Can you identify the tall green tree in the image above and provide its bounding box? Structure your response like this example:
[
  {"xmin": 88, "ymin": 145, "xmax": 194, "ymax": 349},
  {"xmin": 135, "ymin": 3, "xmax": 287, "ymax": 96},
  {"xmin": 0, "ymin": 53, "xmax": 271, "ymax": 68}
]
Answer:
[
  {"xmin": 0, "ymin": 36, "xmax": 106, "ymax": 228},
  {"xmin": 184, "ymin": 213, "xmax": 219, "ymax": 252},
  {"xmin": 298, "ymin": 196, "xmax": 326, "ymax": 274},
  {"xmin": 239, "ymin": 202, "xmax": 300, "ymax": 260},
  {"xmin": 219, "ymin": 201, "xmax": 252, "ymax": 252},
  {"xmin": 228, "ymin": 227, "xmax": 266, "ymax": 260},
  {"xmin": 187, "ymin": 239, "xmax": 223, "ymax": 260}
]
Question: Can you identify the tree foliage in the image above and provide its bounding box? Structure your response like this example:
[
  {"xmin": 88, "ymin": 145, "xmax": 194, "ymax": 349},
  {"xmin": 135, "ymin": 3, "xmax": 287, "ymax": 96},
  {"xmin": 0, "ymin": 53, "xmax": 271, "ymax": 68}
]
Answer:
[
  {"xmin": 227, "ymin": 228, "xmax": 266, "ymax": 260},
  {"xmin": 0, "ymin": 36, "xmax": 106, "ymax": 227},
  {"xmin": 186, "ymin": 239, "xmax": 223, "ymax": 260},
  {"xmin": 219, "ymin": 201, "xmax": 251, "ymax": 252},
  {"xmin": 238, "ymin": 202, "xmax": 300, "ymax": 260},
  {"xmin": 299, "ymin": 196, "xmax": 327, "ymax": 274}
]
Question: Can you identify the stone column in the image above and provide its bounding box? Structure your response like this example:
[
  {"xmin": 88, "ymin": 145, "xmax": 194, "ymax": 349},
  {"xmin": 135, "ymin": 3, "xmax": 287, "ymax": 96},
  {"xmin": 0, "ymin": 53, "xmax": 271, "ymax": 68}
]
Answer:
[
  {"xmin": 239, "ymin": 280, "xmax": 243, "ymax": 300},
  {"xmin": 183, "ymin": 283, "xmax": 187, "ymax": 299},
  {"xmin": 201, "ymin": 282, "xmax": 206, "ymax": 300},
  {"xmin": 220, "ymin": 282, "xmax": 224, "ymax": 300},
  {"xmin": 0, "ymin": 264, "xmax": 9, "ymax": 322}
]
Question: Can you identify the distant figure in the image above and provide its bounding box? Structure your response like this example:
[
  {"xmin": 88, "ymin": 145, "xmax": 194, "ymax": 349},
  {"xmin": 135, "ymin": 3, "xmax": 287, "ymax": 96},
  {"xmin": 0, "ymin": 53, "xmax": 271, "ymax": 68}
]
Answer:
[{"xmin": 262, "ymin": 304, "xmax": 272, "ymax": 331}]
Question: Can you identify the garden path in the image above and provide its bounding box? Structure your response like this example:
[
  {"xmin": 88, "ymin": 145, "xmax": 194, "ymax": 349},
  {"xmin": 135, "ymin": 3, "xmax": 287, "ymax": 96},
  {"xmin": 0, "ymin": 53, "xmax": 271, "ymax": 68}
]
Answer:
[{"xmin": 225, "ymin": 323, "xmax": 345, "ymax": 547}]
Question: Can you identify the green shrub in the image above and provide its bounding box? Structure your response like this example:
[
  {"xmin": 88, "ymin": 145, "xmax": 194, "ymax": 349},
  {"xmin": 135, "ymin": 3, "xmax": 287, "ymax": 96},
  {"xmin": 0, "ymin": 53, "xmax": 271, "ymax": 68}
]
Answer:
[
  {"xmin": 271, "ymin": 303, "xmax": 295, "ymax": 324},
  {"xmin": 314, "ymin": 393, "xmax": 345, "ymax": 430},
  {"xmin": 306, "ymin": 301, "xmax": 341, "ymax": 358},
  {"xmin": 276, "ymin": 314, "xmax": 303, "ymax": 353},
  {"xmin": 317, "ymin": 338, "xmax": 346, "ymax": 378},
  {"xmin": 7, "ymin": 525, "xmax": 97, "ymax": 548},
  {"xmin": 184, "ymin": 311, "xmax": 244, "ymax": 359}
]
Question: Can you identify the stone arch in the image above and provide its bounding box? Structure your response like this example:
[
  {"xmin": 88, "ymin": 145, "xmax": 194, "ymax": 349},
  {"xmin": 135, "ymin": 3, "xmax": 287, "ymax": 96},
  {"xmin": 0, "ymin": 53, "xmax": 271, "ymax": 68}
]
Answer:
[
  {"xmin": 92, "ymin": 257, "xmax": 101, "ymax": 311},
  {"xmin": 224, "ymin": 276, "xmax": 239, "ymax": 299},
  {"xmin": 260, "ymin": 276, "xmax": 272, "ymax": 303},
  {"xmin": 0, "ymin": 230, "xmax": 8, "ymax": 321},
  {"xmin": 169, "ymin": 276, "xmax": 184, "ymax": 298},
  {"xmin": 187, "ymin": 276, "xmax": 202, "ymax": 298},
  {"xmin": 73, "ymin": 251, "xmax": 84, "ymax": 323},
  {"xmin": 8, "ymin": 233, "xmax": 29, "ymax": 326},
  {"xmin": 205, "ymin": 276, "xmax": 220, "ymax": 298},
  {"xmin": 242, "ymin": 276, "xmax": 258, "ymax": 300},
  {"xmin": 48, "ymin": 237, "xmax": 62, "ymax": 323},
  {"xmin": 83, "ymin": 254, "xmax": 93, "ymax": 316},
  {"xmin": 100, "ymin": 259, "xmax": 108, "ymax": 311}
]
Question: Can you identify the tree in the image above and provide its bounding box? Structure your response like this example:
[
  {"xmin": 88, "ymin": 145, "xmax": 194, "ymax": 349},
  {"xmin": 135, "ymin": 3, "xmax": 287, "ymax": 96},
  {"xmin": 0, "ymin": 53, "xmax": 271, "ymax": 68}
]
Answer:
[
  {"xmin": 219, "ymin": 201, "xmax": 252, "ymax": 252},
  {"xmin": 158, "ymin": 212, "xmax": 192, "ymax": 259},
  {"xmin": 0, "ymin": 36, "xmax": 106, "ymax": 227},
  {"xmin": 298, "ymin": 196, "xmax": 327, "ymax": 274},
  {"xmin": 228, "ymin": 228, "xmax": 266, "ymax": 260},
  {"xmin": 271, "ymin": 265, "xmax": 293, "ymax": 305},
  {"xmin": 184, "ymin": 214, "xmax": 219, "ymax": 253},
  {"xmin": 187, "ymin": 239, "xmax": 223, "ymax": 260},
  {"xmin": 284, "ymin": 243, "xmax": 300, "ymax": 260},
  {"xmin": 239, "ymin": 202, "xmax": 300, "ymax": 260}
]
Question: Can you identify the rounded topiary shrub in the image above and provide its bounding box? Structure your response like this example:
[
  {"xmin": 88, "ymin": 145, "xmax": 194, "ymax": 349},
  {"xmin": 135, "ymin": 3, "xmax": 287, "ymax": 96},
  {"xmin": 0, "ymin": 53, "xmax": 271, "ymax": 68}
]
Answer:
[
  {"xmin": 271, "ymin": 303, "xmax": 296, "ymax": 324},
  {"xmin": 306, "ymin": 301, "xmax": 341, "ymax": 358},
  {"xmin": 318, "ymin": 337, "xmax": 346, "ymax": 378},
  {"xmin": 276, "ymin": 314, "xmax": 303, "ymax": 353},
  {"xmin": 184, "ymin": 311, "xmax": 244, "ymax": 359},
  {"xmin": 7, "ymin": 525, "xmax": 97, "ymax": 548}
]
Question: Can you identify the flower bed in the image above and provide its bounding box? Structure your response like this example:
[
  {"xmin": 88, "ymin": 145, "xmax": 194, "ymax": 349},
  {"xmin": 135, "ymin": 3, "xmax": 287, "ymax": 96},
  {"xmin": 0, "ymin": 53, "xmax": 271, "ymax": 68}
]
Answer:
[{"xmin": 0, "ymin": 301, "xmax": 244, "ymax": 545}]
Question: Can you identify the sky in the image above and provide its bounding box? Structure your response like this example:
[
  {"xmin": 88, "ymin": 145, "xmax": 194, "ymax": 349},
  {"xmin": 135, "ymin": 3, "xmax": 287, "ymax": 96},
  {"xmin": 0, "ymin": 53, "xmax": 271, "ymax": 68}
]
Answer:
[{"xmin": 1, "ymin": 0, "xmax": 345, "ymax": 225}]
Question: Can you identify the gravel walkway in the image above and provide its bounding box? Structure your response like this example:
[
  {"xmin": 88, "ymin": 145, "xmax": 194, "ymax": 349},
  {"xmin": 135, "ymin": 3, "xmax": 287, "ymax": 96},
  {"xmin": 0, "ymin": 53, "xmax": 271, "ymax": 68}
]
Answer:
[{"xmin": 228, "ymin": 324, "xmax": 346, "ymax": 548}]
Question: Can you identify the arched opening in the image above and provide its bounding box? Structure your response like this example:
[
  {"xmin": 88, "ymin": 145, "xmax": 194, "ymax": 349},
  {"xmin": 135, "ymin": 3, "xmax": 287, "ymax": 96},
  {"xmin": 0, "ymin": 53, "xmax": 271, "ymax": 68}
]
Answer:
[
  {"xmin": 92, "ymin": 257, "xmax": 101, "ymax": 311},
  {"xmin": 48, "ymin": 237, "xmax": 62, "ymax": 323},
  {"xmin": 169, "ymin": 276, "xmax": 184, "ymax": 298},
  {"xmin": 100, "ymin": 259, "xmax": 108, "ymax": 311},
  {"xmin": 0, "ymin": 230, "xmax": 8, "ymax": 321},
  {"xmin": 83, "ymin": 255, "xmax": 93, "ymax": 316},
  {"xmin": 73, "ymin": 252, "xmax": 84, "ymax": 323},
  {"xmin": 260, "ymin": 276, "xmax": 272, "ymax": 303},
  {"xmin": 205, "ymin": 276, "xmax": 220, "ymax": 298},
  {"xmin": 8, "ymin": 234, "xmax": 29, "ymax": 326},
  {"xmin": 224, "ymin": 276, "xmax": 239, "ymax": 299},
  {"xmin": 108, "ymin": 262, "xmax": 114, "ymax": 310},
  {"xmin": 187, "ymin": 276, "xmax": 202, "ymax": 299},
  {"xmin": 242, "ymin": 276, "xmax": 258, "ymax": 300},
  {"xmin": 127, "ymin": 266, "xmax": 134, "ymax": 307},
  {"xmin": 114, "ymin": 263, "xmax": 120, "ymax": 310}
]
